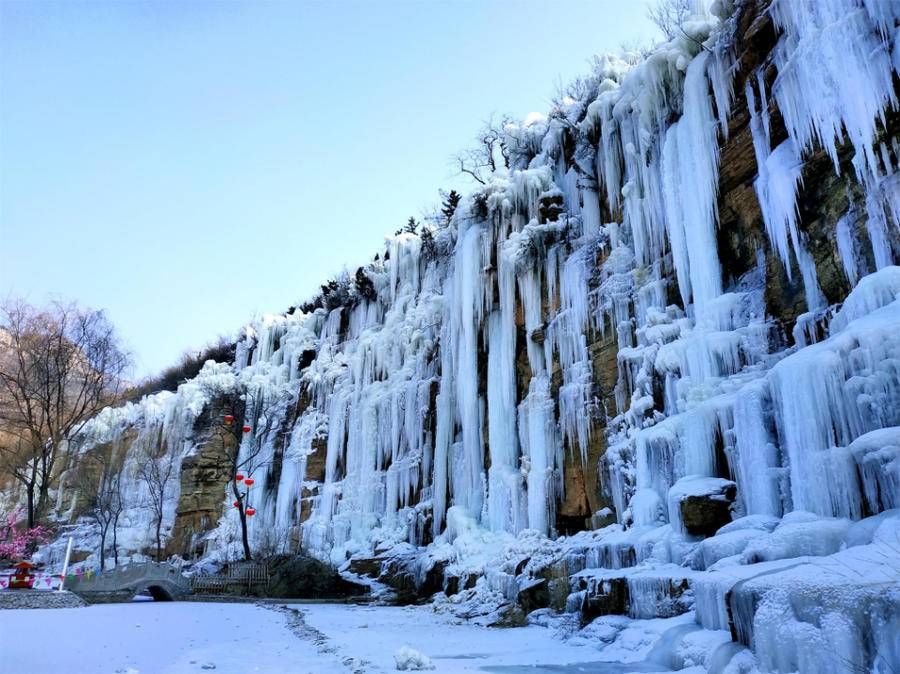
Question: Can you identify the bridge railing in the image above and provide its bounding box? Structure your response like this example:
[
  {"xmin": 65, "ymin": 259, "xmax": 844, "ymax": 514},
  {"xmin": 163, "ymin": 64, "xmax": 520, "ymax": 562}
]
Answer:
[{"xmin": 64, "ymin": 562, "xmax": 190, "ymax": 594}]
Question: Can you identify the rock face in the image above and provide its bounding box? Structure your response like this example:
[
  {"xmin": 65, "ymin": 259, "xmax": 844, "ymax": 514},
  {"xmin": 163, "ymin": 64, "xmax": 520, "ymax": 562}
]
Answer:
[
  {"xmin": 169, "ymin": 435, "xmax": 233, "ymax": 559},
  {"xmin": 575, "ymin": 576, "xmax": 629, "ymax": 621}
]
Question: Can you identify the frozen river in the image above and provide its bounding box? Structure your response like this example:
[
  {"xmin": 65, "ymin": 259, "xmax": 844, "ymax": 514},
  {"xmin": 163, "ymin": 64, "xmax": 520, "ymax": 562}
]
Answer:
[{"xmin": 0, "ymin": 601, "xmax": 689, "ymax": 674}]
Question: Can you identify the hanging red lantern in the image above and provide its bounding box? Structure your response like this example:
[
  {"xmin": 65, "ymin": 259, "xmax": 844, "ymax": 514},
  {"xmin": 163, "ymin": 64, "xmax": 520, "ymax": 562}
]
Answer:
[
  {"xmin": 224, "ymin": 414, "xmax": 234, "ymax": 425},
  {"xmin": 245, "ymin": 508, "xmax": 256, "ymax": 517},
  {"xmin": 242, "ymin": 425, "xmax": 252, "ymax": 433},
  {"xmin": 232, "ymin": 500, "xmax": 240, "ymax": 508},
  {"xmin": 243, "ymin": 478, "xmax": 255, "ymax": 487},
  {"xmin": 235, "ymin": 473, "xmax": 245, "ymax": 481}
]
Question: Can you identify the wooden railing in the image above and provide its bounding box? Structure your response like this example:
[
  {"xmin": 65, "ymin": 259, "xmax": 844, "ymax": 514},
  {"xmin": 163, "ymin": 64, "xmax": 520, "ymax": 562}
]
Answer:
[{"xmin": 189, "ymin": 561, "xmax": 270, "ymax": 594}]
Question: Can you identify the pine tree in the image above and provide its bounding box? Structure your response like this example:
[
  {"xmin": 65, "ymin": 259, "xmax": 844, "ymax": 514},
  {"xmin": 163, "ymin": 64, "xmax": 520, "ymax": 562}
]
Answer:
[
  {"xmin": 441, "ymin": 190, "xmax": 462, "ymax": 223},
  {"xmin": 403, "ymin": 216, "xmax": 418, "ymax": 234},
  {"xmin": 355, "ymin": 266, "xmax": 377, "ymax": 301}
]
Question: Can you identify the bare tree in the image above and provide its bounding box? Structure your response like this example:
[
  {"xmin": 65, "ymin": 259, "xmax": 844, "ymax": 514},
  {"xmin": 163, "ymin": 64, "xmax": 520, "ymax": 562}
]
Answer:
[
  {"xmin": 647, "ymin": 0, "xmax": 691, "ymax": 40},
  {"xmin": 136, "ymin": 445, "xmax": 178, "ymax": 562},
  {"xmin": 206, "ymin": 388, "xmax": 287, "ymax": 561},
  {"xmin": 451, "ymin": 115, "xmax": 513, "ymax": 184},
  {"xmin": 0, "ymin": 299, "xmax": 130, "ymax": 527},
  {"xmin": 647, "ymin": 0, "xmax": 709, "ymax": 52},
  {"xmin": 78, "ymin": 447, "xmax": 125, "ymax": 571}
]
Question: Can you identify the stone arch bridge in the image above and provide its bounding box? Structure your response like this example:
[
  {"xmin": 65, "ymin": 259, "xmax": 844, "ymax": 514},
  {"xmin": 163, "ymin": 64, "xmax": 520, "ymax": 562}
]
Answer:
[{"xmin": 66, "ymin": 562, "xmax": 191, "ymax": 603}]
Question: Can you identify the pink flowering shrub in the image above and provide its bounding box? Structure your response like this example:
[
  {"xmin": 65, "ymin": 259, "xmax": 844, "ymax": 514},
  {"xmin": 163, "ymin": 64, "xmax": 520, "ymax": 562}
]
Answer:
[{"xmin": 0, "ymin": 508, "xmax": 52, "ymax": 563}]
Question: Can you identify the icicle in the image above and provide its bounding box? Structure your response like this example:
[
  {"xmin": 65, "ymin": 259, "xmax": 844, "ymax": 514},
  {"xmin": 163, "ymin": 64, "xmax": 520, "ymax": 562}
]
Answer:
[
  {"xmin": 732, "ymin": 381, "xmax": 783, "ymax": 516},
  {"xmin": 580, "ymin": 186, "xmax": 602, "ymax": 239},
  {"xmin": 751, "ymin": 134, "xmax": 825, "ymax": 310},
  {"xmin": 865, "ymin": 185, "xmax": 897, "ymax": 269},
  {"xmin": 770, "ymin": 0, "xmax": 898, "ymax": 184},
  {"xmin": 835, "ymin": 206, "xmax": 863, "ymax": 286},
  {"xmin": 661, "ymin": 51, "xmax": 725, "ymax": 314},
  {"xmin": 486, "ymin": 250, "xmax": 525, "ymax": 532},
  {"xmin": 517, "ymin": 375, "xmax": 560, "ymax": 535},
  {"xmin": 771, "ymin": 280, "xmax": 900, "ymax": 517},
  {"xmin": 448, "ymin": 223, "xmax": 488, "ymax": 522}
]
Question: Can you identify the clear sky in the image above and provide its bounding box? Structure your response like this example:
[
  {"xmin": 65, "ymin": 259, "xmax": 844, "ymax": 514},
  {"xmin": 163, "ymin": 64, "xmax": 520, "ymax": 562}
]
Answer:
[{"xmin": 0, "ymin": 0, "xmax": 656, "ymax": 380}]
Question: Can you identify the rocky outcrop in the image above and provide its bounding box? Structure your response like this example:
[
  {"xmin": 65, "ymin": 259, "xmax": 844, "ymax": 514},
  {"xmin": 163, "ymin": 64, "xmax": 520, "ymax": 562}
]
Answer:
[
  {"xmin": 168, "ymin": 430, "xmax": 234, "ymax": 559},
  {"xmin": 266, "ymin": 555, "xmax": 367, "ymax": 599}
]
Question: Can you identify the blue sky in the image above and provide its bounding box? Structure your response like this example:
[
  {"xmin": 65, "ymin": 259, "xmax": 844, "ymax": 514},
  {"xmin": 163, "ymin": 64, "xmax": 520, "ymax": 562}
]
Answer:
[{"xmin": 0, "ymin": 0, "xmax": 656, "ymax": 379}]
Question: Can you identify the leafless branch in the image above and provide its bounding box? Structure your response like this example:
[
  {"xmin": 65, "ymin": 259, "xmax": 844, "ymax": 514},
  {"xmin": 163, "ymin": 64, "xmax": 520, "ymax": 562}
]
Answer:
[{"xmin": 0, "ymin": 298, "xmax": 130, "ymax": 527}]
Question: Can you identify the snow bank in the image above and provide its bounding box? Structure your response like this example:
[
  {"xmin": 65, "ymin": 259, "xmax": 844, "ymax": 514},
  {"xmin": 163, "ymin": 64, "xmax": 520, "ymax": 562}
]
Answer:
[{"xmin": 393, "ymin": 645, "xmax": 434, "ymax": 671}]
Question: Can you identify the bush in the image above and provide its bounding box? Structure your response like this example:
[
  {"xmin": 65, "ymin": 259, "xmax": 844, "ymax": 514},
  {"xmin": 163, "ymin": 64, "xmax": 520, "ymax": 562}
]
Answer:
[
  {"xmin": 125, "ymin": 337, "xmax": 236, "ymax": 400},
  {"xmin": 0, "ymin": 509, "xmax": 52, "ymax": 563}
]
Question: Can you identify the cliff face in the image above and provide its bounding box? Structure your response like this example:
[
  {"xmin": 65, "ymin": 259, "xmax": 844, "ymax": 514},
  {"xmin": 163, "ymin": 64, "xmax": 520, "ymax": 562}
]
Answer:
[{"xmin": 45, "ymin": 0, "xmax": 900, "ymax": 671}]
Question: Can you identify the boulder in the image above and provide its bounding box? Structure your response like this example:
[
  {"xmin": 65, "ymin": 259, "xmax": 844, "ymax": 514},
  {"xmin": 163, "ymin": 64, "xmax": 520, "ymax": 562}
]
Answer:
[
  {"xmin": 670, "ymin": 477, "xmax": 737, "ymax": 537},
  {"xmin": 488, "ymin": 603, "xmax": 527, "ymax": 627},
  {"xmin": 267, "ymin": 555, "xmax": 368, "ymax": 599},
  {"xmin": 516, "ymin": 577, "xmax": 549, "ymax": 614},
  {"xmin": 348, "ymin": 557, "xmax": 383, "ymax": 578},
  {"xmin": 573, "ymin": 576, "xmax": 629, "ymax": 622}
]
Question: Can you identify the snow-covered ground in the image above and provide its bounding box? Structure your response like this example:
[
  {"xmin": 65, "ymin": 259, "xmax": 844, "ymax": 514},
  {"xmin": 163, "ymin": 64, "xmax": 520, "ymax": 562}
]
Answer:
[
  {"xmin": 0, "ymin": 601, "xmax": 706, "ymax": 674},
  {"xmin": 0, "ymin": 602, "xmax": 341, "ymax": 674},
  {"xmin": 300, "ymin": 603, "xmax": 618, "ymax": 672}
]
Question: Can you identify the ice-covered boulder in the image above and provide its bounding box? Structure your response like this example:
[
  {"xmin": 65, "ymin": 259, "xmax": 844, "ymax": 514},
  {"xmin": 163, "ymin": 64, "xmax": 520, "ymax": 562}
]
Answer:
[
  {"xmin": 741, "ymin": 513, "xmax": 851, "ymax": 564},
  {"xmin": 849, "ymin": 426, "xmax": 900, "ymax": 513},
  {"xmin": 668, "ymin": 477, "xmax": 737, "ymax": 536}
]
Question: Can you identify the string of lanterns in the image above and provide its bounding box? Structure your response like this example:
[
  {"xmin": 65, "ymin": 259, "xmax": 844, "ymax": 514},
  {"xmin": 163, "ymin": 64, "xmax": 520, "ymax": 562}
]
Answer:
[
  {"xmin": 232, "ymin": 472, "xmax": 257, "ymax": 517},
  {"xmin": 225, "ymin": 413, "xmax": 256, "ymax": 517}
]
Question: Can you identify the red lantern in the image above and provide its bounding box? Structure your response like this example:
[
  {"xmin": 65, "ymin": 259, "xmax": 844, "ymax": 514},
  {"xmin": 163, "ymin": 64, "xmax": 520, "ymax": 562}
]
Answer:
[
  {"xmin": 224, "ymin": 414, "xmax": 234, "ymax": 425},
  {"xmin": 235, "ymin": 473, "xmax": 245, "ymax": 481},
  {"xmin": 232, "ymin": 500, "xmax": 240, "ymax": 508},
  {"xmin": 245, "ymin": 508, "xmax": 256, "ymax": 517},
  {"xmin": 242, "ymin": 425, "xmax": 252, "ymax": 433},
  {"xmin": 243, "ymin": 478, "xmax": 255, "ymax": 487}
]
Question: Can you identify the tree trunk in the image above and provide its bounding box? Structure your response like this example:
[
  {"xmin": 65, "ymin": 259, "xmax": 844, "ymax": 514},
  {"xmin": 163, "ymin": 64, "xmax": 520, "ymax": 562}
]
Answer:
[
  {"xmin": 36, "ymin": 460, "xmax": 54, "ymax": 522},
  {"xmin": 98, "ymin": 526, "xmax": 107, "ymax": 571},
  {"xmin": 25, "ymin": 484, "xmax": 36, "ymax": 529},
  {"xmin": 231, "ymin": 480, "xmax": 252, "ymax": 561},
  {"xmin": 112, "ymin": 515, "xmax": 119, "ymax": 566},
  {"xmin": 36, "ymin": 486, "xmax": 50, "ymax": 523},
  {"xmin": 240, "ymin": 511, "xmax": 252, "ymax": 561},
  {"xmin": 155, "ymin": 518, "xmax": 162, "ymax": 562}
]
